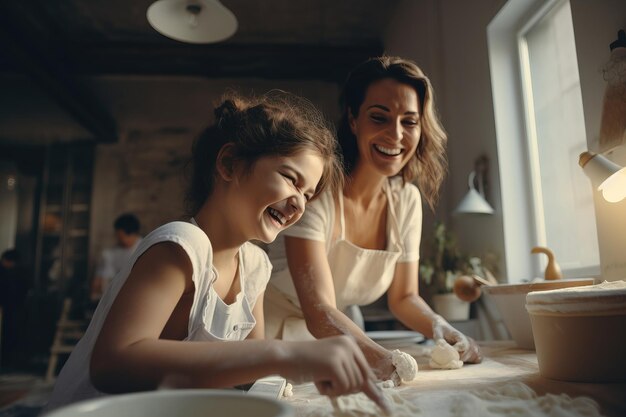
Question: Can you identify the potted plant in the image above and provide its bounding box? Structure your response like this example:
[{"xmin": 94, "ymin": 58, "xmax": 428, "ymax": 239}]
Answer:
[{"xmin": 420, "ymin": 222, "xmax": 473, "ymax": 321}]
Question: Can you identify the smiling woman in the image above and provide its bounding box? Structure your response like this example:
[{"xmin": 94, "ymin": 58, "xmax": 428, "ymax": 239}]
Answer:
[
  {"xmin": 43, "ymin": 92, "xmax": 391, "ymax": 415},
  {"xmin": 264, "ymin": 56, "xmax": 482, "ymax": 383}
]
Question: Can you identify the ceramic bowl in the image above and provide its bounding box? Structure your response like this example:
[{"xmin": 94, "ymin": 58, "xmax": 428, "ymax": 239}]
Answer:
[
  {"xmin": 483, "ymin": 278, "xmax": 595, "ymax": 349},
  {"xmin": 45, "ymin": 389, "xmax": 293, "ymax": 417}
]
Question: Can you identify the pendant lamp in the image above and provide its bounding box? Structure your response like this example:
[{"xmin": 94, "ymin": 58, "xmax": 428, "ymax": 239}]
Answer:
[{"xmin": 147, "ymin": 0, "xmax": 238, "ymax": 44}]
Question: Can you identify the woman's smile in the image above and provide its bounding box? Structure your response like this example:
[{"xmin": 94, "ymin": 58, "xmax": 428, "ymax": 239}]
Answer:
[
  {"xmin": 350, "ymin": 78, "xmax": 421, "ymax": 177},
  {"xmin": 373, "ymin": 144, "xmax": 404, "ymax": 157}
]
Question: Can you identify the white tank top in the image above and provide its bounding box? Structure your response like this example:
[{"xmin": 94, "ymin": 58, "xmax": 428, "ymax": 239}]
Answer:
[{"xmin": 45, "ymin": 220, "xmax": 271, "ymax": 411}]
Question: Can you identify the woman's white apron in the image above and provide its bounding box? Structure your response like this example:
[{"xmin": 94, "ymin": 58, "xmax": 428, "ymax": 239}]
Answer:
[{"xmin": 266, "ymin": 181, "xmax": 403, "ymax": 340}]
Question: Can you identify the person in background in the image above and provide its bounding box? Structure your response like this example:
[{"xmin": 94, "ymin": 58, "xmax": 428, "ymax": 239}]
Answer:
[
  {"xmin": 0, "ymin": 249, "xmax": 30, "ymax": 368},
  {"xmin": 90, "ymin": 213, "xmax": 142, "ymax": 301},
  {"xmin": 44, "ymin": 92, "xmax": 388, "ymax": 414},
  {"xmin": 264, "ymin": 56, "xmax": 482, "ymax": 381}
]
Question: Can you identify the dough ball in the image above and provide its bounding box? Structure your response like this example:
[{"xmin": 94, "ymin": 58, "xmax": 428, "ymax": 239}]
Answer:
[
  {"xmin": 391, "ymin": 349, "xmax": 418, "ymax": 382},
  {"xmin": 429, "ymin": 339, "xmax": 463, "ymax": 369}
]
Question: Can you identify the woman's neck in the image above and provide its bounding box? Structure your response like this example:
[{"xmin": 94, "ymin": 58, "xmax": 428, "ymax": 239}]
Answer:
[{"xmin": 344, "ymin": 163, "xmax": 388, "ymax": 206}]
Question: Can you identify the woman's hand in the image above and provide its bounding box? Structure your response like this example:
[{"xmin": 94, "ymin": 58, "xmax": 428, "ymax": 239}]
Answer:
[
  {"xmin": 460, "ymin": 337, "xmax": 482, "ymax": 363},
  {"xmin": 282, "ymin": 336, "xmax": 390, "ymax": 414},
  {"xmin": 432, "ymin": 314, "xmax": 482, "ymax": 363}
]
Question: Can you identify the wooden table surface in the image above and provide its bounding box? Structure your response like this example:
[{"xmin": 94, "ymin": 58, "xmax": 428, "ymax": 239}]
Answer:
[{"xmin": 284, "ymin": 341, "xmax": 626, "ymax": 417}]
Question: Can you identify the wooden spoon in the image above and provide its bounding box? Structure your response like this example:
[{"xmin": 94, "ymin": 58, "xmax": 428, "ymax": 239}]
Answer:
[{"xmin": 453, "ymin": 274, "xmax": 491, "ymax": 302}]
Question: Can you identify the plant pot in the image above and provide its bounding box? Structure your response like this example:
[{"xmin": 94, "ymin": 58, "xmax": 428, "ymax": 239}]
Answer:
[{"xmin": 432, "ymin": 293, "xmax": 470, "ymax": 321}]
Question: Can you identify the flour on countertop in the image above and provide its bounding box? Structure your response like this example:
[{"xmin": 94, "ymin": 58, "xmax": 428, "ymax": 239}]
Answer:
[
  {"xmin": 429, "ymin": 339, "xmax": 463, "ymax": 369},
  {"xmin": 330, "ymin": 390, "xmax": 421, "ymax": 417},
  {"xmin": 449, "ymin": 382, "xmax": 604, "ymax": 417},
  {"xmin": 288, "ymin": 382, "xmax": 605, "ymax": 417}
]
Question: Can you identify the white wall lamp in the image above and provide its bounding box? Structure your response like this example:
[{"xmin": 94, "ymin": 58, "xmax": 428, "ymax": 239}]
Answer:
[
  {"xmin": 455, "ymin": 155, "xmax": 495, "ymax": 215},
  {"xmin": 580, "ymin": 30, "xmax": 626, "ymax": 204},
  {"xmin": 579, "ymin": 151, "xmax": 626, "ymax": 203},
  {"xmin": 147, "ymin": 0, "xmax": 238, "ymax": 44}
]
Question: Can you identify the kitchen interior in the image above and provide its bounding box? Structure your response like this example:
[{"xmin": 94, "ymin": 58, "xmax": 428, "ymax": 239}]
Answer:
[{"xmin": 0, "ymin": 0, "xmax": 625, "ymax": 416}]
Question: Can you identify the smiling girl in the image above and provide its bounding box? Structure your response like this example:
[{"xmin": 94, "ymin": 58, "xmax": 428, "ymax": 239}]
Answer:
[{"xmin": 44, "ymin": 93, "xmax": 388, "ymax": 413}]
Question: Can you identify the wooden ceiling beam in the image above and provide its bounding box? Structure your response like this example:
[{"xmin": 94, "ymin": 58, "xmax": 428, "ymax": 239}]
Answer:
[
  {"xmin": 69, "ymin": 43, "xmax": 383, "ymax": 82},
  {"xmin": 0, "ymin": 4, "xmax": 118, "ymax": 143}
]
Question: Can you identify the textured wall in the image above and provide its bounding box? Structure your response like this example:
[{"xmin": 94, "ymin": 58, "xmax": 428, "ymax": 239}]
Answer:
[
  {"xmin": 88, "ymin": 78, "xmax": 341, "ymax": 277},
  {"xmin": 89, "ymin": 129, "xmax": 191, "ymax": 273}
]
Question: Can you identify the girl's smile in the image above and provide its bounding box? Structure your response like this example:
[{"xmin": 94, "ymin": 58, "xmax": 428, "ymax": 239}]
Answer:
[{"xmin": 232, "ymin": 150, "xmax": 324, "ymax": 243}]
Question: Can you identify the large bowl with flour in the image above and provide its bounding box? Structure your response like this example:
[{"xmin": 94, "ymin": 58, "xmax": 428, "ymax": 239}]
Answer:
[
  {"xmin": 526, "ymin": 280, "xmax": 626, "ymax": 382},
  {"xmin": 44, "ymin": 389, "xmax": 293, "ymax": 417},
  {"xmin": 483, "ymin": 278, "xmax": 595, "ymax": 349}
]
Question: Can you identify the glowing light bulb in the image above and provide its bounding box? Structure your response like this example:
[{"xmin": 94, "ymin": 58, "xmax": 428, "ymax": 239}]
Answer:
[{"xmin": 599, "ymin": 167, "xmax": 626, "ymax": 202}]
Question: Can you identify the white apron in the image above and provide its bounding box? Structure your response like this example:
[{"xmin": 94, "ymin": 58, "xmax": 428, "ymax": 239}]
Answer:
[
  {"xmin": 267, "ymin": 181, "xmax": 403, "ymax": 340},
  {"xmin": 188, "ymin": 218, "xmax": 257, "ymax": 341}
]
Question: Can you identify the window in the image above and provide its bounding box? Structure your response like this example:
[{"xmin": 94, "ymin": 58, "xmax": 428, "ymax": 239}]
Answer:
[
  {"xmin": 487, "ymin": 0, "xmax": 602, "ymax": 282},
  {"xmin": 518, "ymin": 0, "xmax": 599, "ymax": 276}
]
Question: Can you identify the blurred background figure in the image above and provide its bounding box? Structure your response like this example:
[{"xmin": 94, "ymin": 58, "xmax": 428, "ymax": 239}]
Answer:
[
  {"xmin": 0, "ymin": 249, "xmax": 30, "ymax": 369},
  {"xmin": 90, "ymin": 214, "xmax": 142, "ymax": 302}
]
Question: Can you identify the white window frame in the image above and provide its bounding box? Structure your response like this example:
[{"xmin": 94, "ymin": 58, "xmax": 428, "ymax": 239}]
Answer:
[{"xmin": 487, "ymin": 0, "xmax": 601, "ymax": 283}]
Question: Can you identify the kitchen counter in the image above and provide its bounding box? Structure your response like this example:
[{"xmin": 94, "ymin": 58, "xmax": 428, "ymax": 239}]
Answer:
[
  {"xmin": 1, "ymin": 341, "xmax": 623, "ymax": 416},
  {"xmin": 283, "ymin": 341, "xmax": 626, "ymax": 417}
]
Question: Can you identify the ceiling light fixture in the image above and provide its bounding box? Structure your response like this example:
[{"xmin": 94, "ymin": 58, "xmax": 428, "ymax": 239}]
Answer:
[{"xmin": 147, "ymin": 0, "xmax": 238, "ymax": 44}]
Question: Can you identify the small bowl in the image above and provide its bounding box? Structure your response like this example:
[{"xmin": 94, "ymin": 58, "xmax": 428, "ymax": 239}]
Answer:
[
  {"xmin": 526, "ymin": 280, "xmax": 626, "ymax": 382},
  {"xmin": 44, "ymin": 389, "xmax": 293, "ymax": 417},
  {"xmin": 483, "ymin": 278, "xmax": 595, "ymax": 349}
]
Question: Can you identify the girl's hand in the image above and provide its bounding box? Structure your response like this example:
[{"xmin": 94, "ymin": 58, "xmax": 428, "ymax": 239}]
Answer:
[
  {"xmin": 371, "ymin": 351, "xmax": 396, "ymax": 382},
  {"xmin": 282, "ymin": 336, "xmax": 390, "ymax": 414}
]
